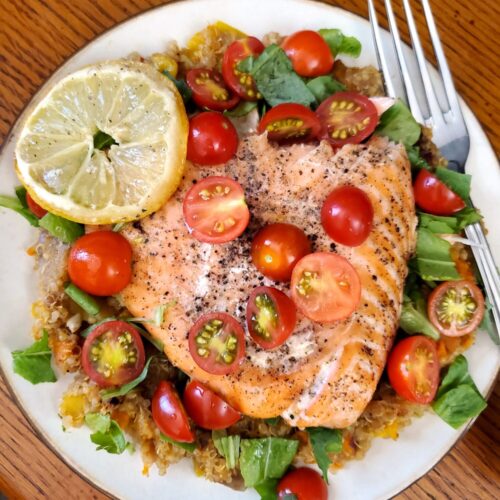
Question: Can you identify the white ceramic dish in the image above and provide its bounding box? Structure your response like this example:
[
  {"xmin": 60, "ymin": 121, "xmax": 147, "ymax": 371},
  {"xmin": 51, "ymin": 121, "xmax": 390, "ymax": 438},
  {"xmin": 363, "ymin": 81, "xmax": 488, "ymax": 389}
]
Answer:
[{"xmin": 0, "ymin": 1, "xmax": 498, "ymax": 499}]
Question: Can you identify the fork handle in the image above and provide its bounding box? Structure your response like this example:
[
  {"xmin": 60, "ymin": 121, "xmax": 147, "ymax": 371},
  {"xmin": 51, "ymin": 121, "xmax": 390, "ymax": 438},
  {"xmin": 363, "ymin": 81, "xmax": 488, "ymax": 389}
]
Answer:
[{"xmin": 465, "ymin": 223, "xmax": 500, "ymax": 332}]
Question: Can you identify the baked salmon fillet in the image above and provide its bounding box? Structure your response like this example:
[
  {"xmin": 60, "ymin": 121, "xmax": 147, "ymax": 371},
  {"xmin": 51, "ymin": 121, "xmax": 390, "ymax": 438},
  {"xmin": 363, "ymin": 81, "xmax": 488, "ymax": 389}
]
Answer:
[{"xmin": 122, "ymin": 134, "xmax": 417, "ymax": 429}]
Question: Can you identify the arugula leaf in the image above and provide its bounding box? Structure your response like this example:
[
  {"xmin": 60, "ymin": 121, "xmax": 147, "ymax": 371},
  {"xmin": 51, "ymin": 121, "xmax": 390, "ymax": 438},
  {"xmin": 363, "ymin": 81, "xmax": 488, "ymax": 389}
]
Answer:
[
  {"xmin": 400, "ymin": 294, "xmax": 440, "ymax": 340},
  {"xmin": 163, "ymin": 70, "xmax": 192, "ymax": 104},
  {"xmin": 85, "ymin": 413, "xmax": 130, "ymax": 454},
  {"xmin": 306, "ymin": 427, "xmax": 342, "ymax": 483},
  {"xmin": 432, "ymin": 355, "xmax": 486, "ymax": 428},
  {"xmin": 375, "ymin": 100, "xmax": 421, "ymax": 148},
  {"xmin": 318, "ymin": 29, "xmax": 362, "ymax": 58},
  {"xmin": 306, "ymin": 76, "xmax": 345, "ymax": 105},
  {"xmin": 434, "ymin": 167, "xmax": 471, "ymax": 201},
  {"xmin": 247, "ymin": 45, "xmax": 316, "ymax": 107},
  {"xmin": 406, "ymin": 146, "xmax": 431, "ymax": 171},
  {"xmin": 15, "ymin": 186, "xmax": 29, "ymax": 207},
  {"xmin": 239, "ymin": 437, "xmax": 299, "ymax": 488},
  {"xmin": 255, "ymin": 478, "xmax": 280, "ymax": 500},
  {"xmin": 224, "ymin": 100, "xmax": 258, "ymax": 117},
  {"xmin": 419, "ymin": 208, "xmax": 482, "ymax": 234},
  {"xmin": 0, "ymin": 194, "xmax": 39, "ymax": 227},
  {"xmin": 101, "ymin": 357, "xmax": 152, "ymax": 400},
  {"xmin": 212, "ymin": 430, "xmax": 240, "ymax": 469},
  {"xmin": 160, "ymin": 433, "xmax": 196, "ymax": 452},
  {"xmin": 11, "ymin": 330, "xmax": 57, "ymax": 384},
  {"xmin": 65, "ymin": 283, "xmax": 100, "ymax": 315},
  {"xmin": 480, "ymin": 298, "xmax": 500, "ymax": 345},
  {"xmin": 39, "ymin": 213, "xmax": 84, "ymax": 244},
  {"xmin": 414, "ymin": 228, "xmax": 461, "ymax": 281}
]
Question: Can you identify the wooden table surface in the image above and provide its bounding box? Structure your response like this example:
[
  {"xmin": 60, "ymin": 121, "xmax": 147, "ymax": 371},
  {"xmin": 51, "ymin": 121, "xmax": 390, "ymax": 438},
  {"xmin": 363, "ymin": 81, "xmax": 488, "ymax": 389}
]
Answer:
[{"xmin": 0, "ymin": 0, "xmax": 498, "ymax": 498}]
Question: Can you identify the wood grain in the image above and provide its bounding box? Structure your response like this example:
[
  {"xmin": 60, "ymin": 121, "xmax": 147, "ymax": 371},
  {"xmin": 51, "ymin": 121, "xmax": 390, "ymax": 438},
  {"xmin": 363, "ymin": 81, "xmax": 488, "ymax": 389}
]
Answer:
[{"xmin": 0, "ymin": 1, "xmax": 498, "ymax": 498}]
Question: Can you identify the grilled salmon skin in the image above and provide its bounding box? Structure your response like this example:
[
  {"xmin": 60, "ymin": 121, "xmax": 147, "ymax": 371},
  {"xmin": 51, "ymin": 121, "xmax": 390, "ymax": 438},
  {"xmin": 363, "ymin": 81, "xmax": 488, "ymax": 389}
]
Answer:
[{"xmin": 122, "ymin": 134, "xmax": 417, "ymax": 428}]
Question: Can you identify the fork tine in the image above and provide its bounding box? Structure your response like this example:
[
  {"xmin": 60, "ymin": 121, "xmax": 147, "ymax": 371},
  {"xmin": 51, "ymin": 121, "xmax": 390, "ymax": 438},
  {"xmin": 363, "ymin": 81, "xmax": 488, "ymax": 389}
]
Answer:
[
  {"xmin": 421, "ymin": 0, "xmax": 461, "ymax": 119},
  {"xmin": 383, "ymin": 0, "xmax": 424, "ymax": 123},
  {"xmin": 401, "ymin": 0, "xmax": 445, "ymax": 127},
  {"xmin": 367, "ymin": 0, "xmax": 397, "ymax": 98}
]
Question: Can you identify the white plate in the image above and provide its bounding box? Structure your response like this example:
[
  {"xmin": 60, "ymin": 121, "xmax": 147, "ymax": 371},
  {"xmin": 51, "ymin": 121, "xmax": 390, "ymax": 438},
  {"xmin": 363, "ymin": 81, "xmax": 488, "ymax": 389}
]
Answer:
[{"xmin": 0, "ymin": 1, "xmax": 498, "ymax": 499}]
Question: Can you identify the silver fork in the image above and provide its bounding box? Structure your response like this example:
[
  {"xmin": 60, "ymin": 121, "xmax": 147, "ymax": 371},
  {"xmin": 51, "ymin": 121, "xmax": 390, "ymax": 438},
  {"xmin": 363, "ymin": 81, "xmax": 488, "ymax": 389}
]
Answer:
[{"xmin": 368, "ymin": 0, "xmax": 500, "ymax": 331}]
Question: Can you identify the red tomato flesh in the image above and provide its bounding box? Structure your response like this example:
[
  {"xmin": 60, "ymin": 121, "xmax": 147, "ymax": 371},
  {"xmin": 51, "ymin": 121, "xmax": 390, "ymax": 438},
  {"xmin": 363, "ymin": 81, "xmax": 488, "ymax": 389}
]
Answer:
[
  {"xmin": 316, "ymin": 91, "xmax": 378, "ymax": 147},
  {"xmin": 222, "ymin": 36, "xmax": 264, "ymax": 100},
  {"xmin": 152, "ymin": 381, "xmax": 195, "ymax": 443},
  {"xmin": 183, "ymin": 176, "xmax": 250, "ymax": 244},
  {"xmin": 186, "ymin": 68, "xmax": 239, "ymax": 111},
  {"xmin": 413, "ymin": 169, "xmax": 466, "ymax": 215},
  {"xmin": 251, "ymin": 223, "xmax": 311, "ymax": 282},
  {"xmin": 282, "ymin": 30, "xmax": 334, "ymax": 77},
  {"xmin": 81, "ymin": 320, "xmax": 145, "ymax": 388},
  {"xmin": 258, "ymin": 103, "xmax": 321, "ymax": 142},
  {"xmin": 246, "ymin": 286, "xmax": 297, "ymax": 350},
  {"xmin": 26, "ymin": 192, "xmax": 47, "ymax": 218},
  {"xmin": 291, "ymin": 252, "xmax": 361, "ymax": 322},
  {"xmin": 183, "ymin": 380, "xmax": 241, "ymax": 430},
  {"xmin": 188, "ymin": 312, "xmax": 246, "ymax": 376},
  {"xmin": 277, "ymin": 467, "xmax": 328, "ymax": 500},
  {"xmin": 428, "ymin": 280, "xmax": 485, "ymax": 337},
  {"xmin": 68, "ymin": 231, "xmax": 132, "ymax": 296},
  {"xmin": 387, "ymin": 335, "xmax": 439, "ymax": 404},
  {"xmin": 321, "ymin": 185, "xmax": 374, "ymax": 246},
  {"xmin": 187, "ymin": 111, "xmax": 239, "ymax": 166}
]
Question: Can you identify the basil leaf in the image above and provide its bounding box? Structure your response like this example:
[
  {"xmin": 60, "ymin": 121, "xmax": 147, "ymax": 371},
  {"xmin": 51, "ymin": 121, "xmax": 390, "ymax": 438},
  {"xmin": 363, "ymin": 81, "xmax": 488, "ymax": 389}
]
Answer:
[
  {"xmin": 239, "ymin": 437, "xmax": 299, "ymax": 488},
  {"xmin": 101, "ymin": 357, "xmax": 153, "ymax": 400},
  {"xmin": 212, "ymin": 430, "xmax": 240, "ymax": 469},
  {"xmin": 419, "ymin": 208, "xmax": 482, "ymax": 234},
  {"xmin": 11, "ymin": 330, "xmax": 57, "ymax": 384},
  {"xmin": 400, "ymin": 294, "xmax": 440, "ymax": 340},
  {"xmin": 93, "ymin": 130, "xmax": 117, "ymax": 150},
  {"xmin": 224, "ymin": 100, "xmax": 258, "ymax": 117},
  {"xmin": 255, "ymin": 478, "xmax": 280, "ymax": 500},
  {"xmin": 406, "ymin": 146, "xmax": 432, "ymax": 171},
  {"xmin": 248, "ymin": 45, "xmax": 316, "ymax": 107},
  {"xmin": 306, "ymin": 76, "xmax": 345, "ymax": 105},
  {"xmin": 318, "ymin": 29, "xmax": 362, "ymax": 58},
  {"xmin": 432, "ymin": 355, "xmax": 486, "ymax": 429},
  {"xmin": 163, "ymin": 70, "xmax": 192, "ymax": 104},
  {"xmin": 414, "ymin": 228, "xmax": 461, "ymax": 281},
  {"xmin": 306, "ymin": 427, "xmax": 342, "ymax": 483},
  {"xmin": 65, "ymin": 283, "xmax": 100, "ymax": 315},
  {"xmin": 237, "ymin": 55, "xmax": 255, "ymax": 73},
  {"xmin": 0, "ymin": 194, "xmax": 39, "ymax": 227},
  {"xmin": 160, "ymin": 433, "xmax": 196, "ymax": 452},
  {"xmin": 85, "ymin": 413, "xmax": 130, "ymax": 454},
  {"xmin": 480, "ymin": 298, "xmax": 500, "ymax": 345},
  {"xmin": 39, "ymin": 213, "xmax": 84, "ymax": 244},
  {"xmin": 375, "ymin": 100, "xmax": 421, "ymax": 148},
  {"xmin": 434, "ymin": 167, "xmax": 471, "ymax": 201}
]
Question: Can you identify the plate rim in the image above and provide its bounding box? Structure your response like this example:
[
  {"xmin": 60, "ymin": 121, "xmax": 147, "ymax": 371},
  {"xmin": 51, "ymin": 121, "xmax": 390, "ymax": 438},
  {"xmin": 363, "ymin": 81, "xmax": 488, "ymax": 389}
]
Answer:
[{"xmin": 0, "ymin": 1, "xmax": 498, "ymax": 499}]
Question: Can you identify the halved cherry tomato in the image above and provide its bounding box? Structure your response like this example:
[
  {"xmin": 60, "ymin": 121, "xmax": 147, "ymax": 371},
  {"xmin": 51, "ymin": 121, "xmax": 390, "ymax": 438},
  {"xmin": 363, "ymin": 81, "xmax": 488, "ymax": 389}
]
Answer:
[
  {"xmin": 183, "ymin": 176, "xmax": 250, "ymax": 244},
  {"xmin": 251, "ymin": 223, "xmax": 311, "ymax": 281},
  {"xmin": 316, "ymin": 91, "xmax": 378, "ymax": 147},
  {"xmin": 428, "ymin": 280, "xmax": 485, "ymax": 337},
  {"xmin": 187, "ymin": 112, "xmax": 239, "ymax": 166},
  {"xmin": 183, "ymin": 380, "xmax": 241, "ymax": 430},
  {"xmin": 186, "ymin": 68, "xmax": 239, "ymax": 111},
  {"xmin": 26, "ymin": 192, "xmax": 47, "ymax": 218},
  {"xmin": 277, "ymin": 467, "xmax": 328, "ymax": 500},
  {"xmin": 413, "ymin": 169, "xmax": 466, "ymax": 215},
  {"xmin": 258, "ymin": 103, "xmax": 321, "ymax": 142},
  {"xmin": 152, "ymin": 381, "xmax": 195, "ymax": 443},
  {"xmin": 291, "ymin": 252, "xmax": 361, "ymax": 322},
  {"xmin": 246, "ymin": 286, "xmax": 297, "ymax": 349},
  {"xmin": 282, "ymin": 30, "xmax": 334, "ymax": 77},
  {"xmin": 68, "ymin": 231, "xmax": 132, "ymax": 296},
  {"xmin": 81, "ymin": 320, "xmax": 145, "ymax": 388},
  {"xmin": 188, "ymin": 312, "xmax": 246, "ymax": 375},
  {"xmin": 222, "ymin": 36, "xmax": 264, "ymax": 100},
  {"xmin": 387, "ymin": 335, "xmax": 439, "ymax": 404},
  {"xmin": 321, "ymin": 185, "xmax": 374, "ymax": 246}
]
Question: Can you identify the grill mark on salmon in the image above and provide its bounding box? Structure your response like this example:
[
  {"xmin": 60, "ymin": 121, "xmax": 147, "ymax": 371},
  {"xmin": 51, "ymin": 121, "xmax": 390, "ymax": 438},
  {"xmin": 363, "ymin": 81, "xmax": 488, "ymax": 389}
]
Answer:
[{"xmin": 122, "ymin": 134, "xmax": 417, "ymax": 428}]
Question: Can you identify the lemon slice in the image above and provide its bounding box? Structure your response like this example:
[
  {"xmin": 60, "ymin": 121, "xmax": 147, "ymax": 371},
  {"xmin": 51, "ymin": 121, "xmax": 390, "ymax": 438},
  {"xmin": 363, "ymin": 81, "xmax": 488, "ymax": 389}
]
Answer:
[{"xmin": 15, "ymin": 60, "xmax": 188, "ymax": 224}]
